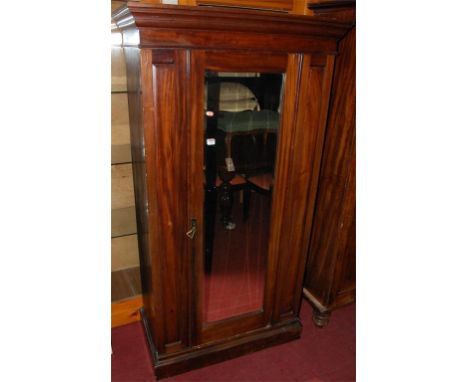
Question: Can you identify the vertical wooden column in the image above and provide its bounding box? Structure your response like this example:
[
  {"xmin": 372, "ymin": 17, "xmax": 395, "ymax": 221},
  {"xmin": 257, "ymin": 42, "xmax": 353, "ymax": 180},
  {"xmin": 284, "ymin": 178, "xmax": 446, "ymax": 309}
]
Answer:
[
  {"xmin": 140, "ymin": 49, "xmax": 191, "ymax": 355},
  {"xmin": 186, "ymin": 49, "xmax": 205, "ymax": 347},
  {"xmin": 303, "ymin": 27, "xmax": 356, "ymax": 326},
  {"xmin": 272, "ymin": 53, "xmax": 335, "ymax": 322}
]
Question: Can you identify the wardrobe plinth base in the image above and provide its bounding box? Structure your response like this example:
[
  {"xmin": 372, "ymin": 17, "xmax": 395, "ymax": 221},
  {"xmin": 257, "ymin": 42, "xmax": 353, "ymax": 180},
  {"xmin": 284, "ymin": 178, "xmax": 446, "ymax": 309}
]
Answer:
[{"xmin": 141, "ymin": 311, "xmax": 302, "ymax": 379}]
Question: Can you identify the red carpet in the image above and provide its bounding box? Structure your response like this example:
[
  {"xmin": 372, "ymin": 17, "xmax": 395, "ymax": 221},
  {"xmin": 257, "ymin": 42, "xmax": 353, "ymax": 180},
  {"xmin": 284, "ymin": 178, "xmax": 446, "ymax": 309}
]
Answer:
[{"xmin": 111, "ymin": 301, "xmax": 355, "ymax": 381}]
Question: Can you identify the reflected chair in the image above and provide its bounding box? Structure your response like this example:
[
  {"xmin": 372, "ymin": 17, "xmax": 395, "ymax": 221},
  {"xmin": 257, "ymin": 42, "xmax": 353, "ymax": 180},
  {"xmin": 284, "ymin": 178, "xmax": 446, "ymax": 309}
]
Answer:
[{"xmin": 243, "ymin": 172, "xmax": 274, "ymax": 221}]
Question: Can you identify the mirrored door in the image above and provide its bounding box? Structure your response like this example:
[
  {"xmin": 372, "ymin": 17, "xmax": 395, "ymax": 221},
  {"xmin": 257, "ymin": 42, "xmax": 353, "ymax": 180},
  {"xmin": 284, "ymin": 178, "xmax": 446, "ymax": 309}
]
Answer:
[{"xmin": 202, "ymin": 71, "xmax": 285, "ymax": 323}]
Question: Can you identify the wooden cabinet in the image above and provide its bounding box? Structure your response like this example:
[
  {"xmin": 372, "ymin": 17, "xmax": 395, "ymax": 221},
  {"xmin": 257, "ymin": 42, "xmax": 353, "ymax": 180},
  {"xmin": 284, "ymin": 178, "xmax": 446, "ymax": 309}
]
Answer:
[
  {"xmin": 302, "ymin": 4, "xmax": 356, "ymax": 327},
  {"xmin": 113, "ymin": 2, "xmax": 354, "ymax": 378}
]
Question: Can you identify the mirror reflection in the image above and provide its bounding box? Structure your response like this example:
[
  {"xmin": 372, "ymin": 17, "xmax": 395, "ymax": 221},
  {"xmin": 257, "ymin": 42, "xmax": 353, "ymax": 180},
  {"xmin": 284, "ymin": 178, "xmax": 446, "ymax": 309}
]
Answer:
[{"xmin": 203, "ymin": 71, "xmax": 284, "ymax": 323}]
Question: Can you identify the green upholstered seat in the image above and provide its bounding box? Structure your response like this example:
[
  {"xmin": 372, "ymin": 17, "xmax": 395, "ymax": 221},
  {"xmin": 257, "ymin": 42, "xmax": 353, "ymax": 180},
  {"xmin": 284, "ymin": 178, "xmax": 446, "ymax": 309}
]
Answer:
[{"xmin": 216, "ymin": 110, "xmax": 279, "ymax": 133}]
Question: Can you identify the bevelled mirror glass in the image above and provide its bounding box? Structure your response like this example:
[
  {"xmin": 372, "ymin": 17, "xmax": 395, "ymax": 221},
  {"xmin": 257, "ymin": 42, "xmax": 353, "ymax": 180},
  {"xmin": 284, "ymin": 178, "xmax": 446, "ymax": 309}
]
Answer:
[{"xmin": 203, "ymin": 71, "xmax": 285, "ymax": 323}]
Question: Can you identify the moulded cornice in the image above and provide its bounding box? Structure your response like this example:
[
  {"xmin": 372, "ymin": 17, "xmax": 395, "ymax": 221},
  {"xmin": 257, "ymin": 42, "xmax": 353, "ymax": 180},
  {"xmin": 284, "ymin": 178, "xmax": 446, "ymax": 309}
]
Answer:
[{"xmin": 112, "ymin": 3, "xmax": 354, "ymax": 50}]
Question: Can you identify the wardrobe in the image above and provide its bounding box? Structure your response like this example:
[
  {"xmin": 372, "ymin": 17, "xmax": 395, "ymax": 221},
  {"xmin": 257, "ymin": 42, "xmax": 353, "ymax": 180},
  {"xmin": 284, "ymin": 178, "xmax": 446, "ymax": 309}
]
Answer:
[
  {"xmin": 113, "ymin": 2, "xmax": 355, "ymax": 378},
  {"xmin": 302, "ymin": 2, "xmax": 356, "ymax": 327}
]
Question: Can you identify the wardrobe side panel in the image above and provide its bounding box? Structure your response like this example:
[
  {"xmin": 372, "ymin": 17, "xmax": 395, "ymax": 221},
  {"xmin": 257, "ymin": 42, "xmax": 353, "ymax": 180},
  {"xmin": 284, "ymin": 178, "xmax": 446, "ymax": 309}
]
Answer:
[
  {"xmin": 140, "ymin": 49, "xmax": 191, "ymax": 355},
  {"xmin": 304, "ymin": 27, "xmax": 356, "ymax": 310},
  {"xmin": 273, "ymin": 54, "xmax": 335, "ymax": 321},
  {"xmin": 124, "ymin": 46, "xmax": 154, "ymax": 318}
]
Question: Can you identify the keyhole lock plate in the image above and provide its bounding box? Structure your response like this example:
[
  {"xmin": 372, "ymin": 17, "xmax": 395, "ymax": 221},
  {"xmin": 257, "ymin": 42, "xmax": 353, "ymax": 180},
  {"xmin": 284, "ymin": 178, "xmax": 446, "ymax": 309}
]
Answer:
[{"xmin": 186, "ymin": 219, "xmax": 197, "ymax": 240}]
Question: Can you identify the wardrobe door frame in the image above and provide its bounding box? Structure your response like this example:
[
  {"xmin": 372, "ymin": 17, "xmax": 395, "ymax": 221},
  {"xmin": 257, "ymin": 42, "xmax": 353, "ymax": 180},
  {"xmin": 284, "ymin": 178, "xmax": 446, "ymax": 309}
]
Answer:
[
  {"xmin": 187, "ymin": 50, "xmax": 335, "ymax": 346},
  {"xmin": 189, "ymin": 50, "xmax": 289, "ymax": 345}
]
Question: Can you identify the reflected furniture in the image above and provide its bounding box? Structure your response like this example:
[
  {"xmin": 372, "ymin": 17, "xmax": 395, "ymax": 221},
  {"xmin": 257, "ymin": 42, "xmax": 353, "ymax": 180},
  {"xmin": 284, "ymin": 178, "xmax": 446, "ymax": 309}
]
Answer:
[
  {"xmin": 243, "ymin": 173, "xmax": 274, "ymax": 221},
  {"xmin": 216, "ymin": 109, "xmax": 279, "ymax": 222},
  {"xmin": 217, "ymin": 110, "xmax": 279, "ymax": 158},
  {"xmin": 303, "ymin": 1, "xmax": 356, "ymax": 327},
  {"xmin": 113, "ymin": 2, "xmax": 355, "ymax": 378}
]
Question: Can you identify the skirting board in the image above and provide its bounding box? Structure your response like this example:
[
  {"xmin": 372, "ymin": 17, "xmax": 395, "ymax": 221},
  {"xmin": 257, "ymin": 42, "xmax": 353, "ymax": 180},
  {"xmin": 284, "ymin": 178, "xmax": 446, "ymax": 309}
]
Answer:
[{"xmin": 112, "ymin": 295, "xmax": 143, "ymax": 328}]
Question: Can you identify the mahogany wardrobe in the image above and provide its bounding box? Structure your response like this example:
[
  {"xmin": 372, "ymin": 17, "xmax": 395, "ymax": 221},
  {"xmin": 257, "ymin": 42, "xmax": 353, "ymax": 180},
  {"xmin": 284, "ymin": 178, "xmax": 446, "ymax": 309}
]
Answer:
[{"xmin": 113, "ymin": 2, "xmax": 355, "ymax": 378}]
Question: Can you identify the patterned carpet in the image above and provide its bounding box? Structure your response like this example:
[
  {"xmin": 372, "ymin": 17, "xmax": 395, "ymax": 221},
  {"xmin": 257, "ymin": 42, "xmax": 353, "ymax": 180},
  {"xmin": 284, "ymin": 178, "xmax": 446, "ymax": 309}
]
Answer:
[{"xmin": 112, "ymin": 301, "xmax": 356, "ymax": 381}]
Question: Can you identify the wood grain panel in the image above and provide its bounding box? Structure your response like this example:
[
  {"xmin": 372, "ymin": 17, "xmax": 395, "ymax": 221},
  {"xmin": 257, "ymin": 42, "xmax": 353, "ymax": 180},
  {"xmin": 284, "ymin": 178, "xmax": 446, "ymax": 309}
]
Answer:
[
  {"xmin": 273, "ymin": 54, "xmax": 335, "ymax": 322},
  {"xmin": 147, "ymin": 315, "xmax": 301, "ymax": 378},
  {"xmin": 292, "ymin": 0, "xmax": 310, "ymax": 15},
  {"xmin": 205, "ymin": 51, "xmax": 287, "ymax": 73},
  {"xmin": 123, "ymin": 45, "xmax": 155, "ymax": 342},
  {"xmin": 116, "ymin": 4, "xmax": 350, "ymax": 50},
  {"xmin": 262, "ymin": 53, "xmax": 302, "ymax": 325},
  {"xmin": 139, "ymin": 28, "xmax": 337, "ymax": 54},
  {"xmin": 187, "ymin": 49, "xmax": 206, "ymax": 347},
  {"xmin": 154, "ymin": 49, "xmax": 188, "ymax": 353},
  {"xmin": 340, "ymin": 209, "xmax": 356, "ymax": 293},
  {"xmin": 303, "ymin": 26, "xmax": 356, "ymax": 322},
  {"xmin": 194, "ymin": 0, "xmax": 293, "ymax": 11},
  {"xmin": 140, "ymin": 48, "xmax": 191, "ymax": 354},
  {"xmin": 333, "ymin": 135, "xmax": 356, "ymax": 300},
  {"xmin": 184, "ymin": 50, "xmax": 203, "ymax": 349},
  {"xmin": 126, "ymin": 2, "xmax": 347, "ymax": 38},
  {"xmin": 181, "ymin": 0, "xmax": 311, "ymax": 14},
  {"xmin": 308, "ymin": 0, "xmax": 356, "ymax": 23}
]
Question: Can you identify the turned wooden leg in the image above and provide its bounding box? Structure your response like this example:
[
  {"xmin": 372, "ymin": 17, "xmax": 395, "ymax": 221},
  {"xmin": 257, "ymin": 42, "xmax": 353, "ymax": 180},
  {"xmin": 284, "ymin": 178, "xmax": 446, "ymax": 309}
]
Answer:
[
  {"xmin": 204, "ymin": 186, "xmax": 217, "ymax": 273},
  {"xmin": 243, "ymin": 186, "xmax": 251, "ymax": 221},
  {"xmin": 219, "ymin": 179, "xmax": 235, "ymax": 230},
  {"xmin": 312, "ymin": 306, "xmax": 331, "ymax": 328}
]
